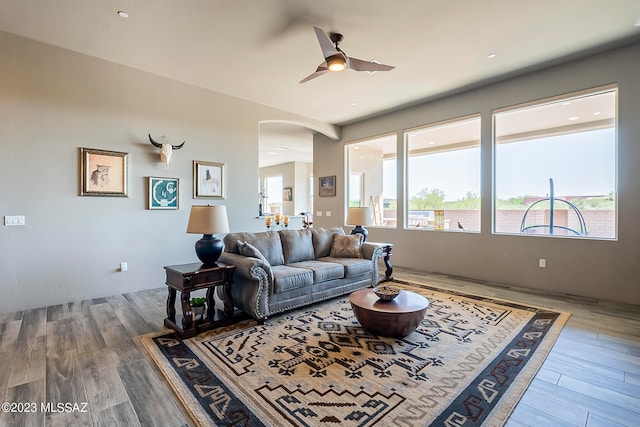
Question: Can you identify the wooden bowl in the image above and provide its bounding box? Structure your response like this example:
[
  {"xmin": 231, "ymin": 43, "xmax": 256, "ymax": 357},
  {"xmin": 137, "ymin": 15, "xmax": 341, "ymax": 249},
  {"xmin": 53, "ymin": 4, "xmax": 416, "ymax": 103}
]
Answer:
[{"xmin": 373, "ymin": 285, "xmax": 401, "ymax": 301}]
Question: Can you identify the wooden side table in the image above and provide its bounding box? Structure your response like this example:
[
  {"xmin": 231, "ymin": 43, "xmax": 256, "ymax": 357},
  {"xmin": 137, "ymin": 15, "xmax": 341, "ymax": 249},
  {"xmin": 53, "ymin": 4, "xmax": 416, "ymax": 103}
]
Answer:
[
  {"xmin": 164, "ymin": 262, "xmax": 237, "ymax": 337},
  {"xmin": 381, "ymin": 244, "xmax": 393, "ymax": 282}
]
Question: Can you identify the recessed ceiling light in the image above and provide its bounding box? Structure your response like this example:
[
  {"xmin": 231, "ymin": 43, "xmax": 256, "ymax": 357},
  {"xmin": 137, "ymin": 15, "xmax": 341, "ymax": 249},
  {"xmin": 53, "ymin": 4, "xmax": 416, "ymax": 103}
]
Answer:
[
  {"xmin": 428, "ymin": 141, "xmax": 436, "ymax": 145},
  {"xmin": 117, "ymin": 10, "xmax": 129, "ymax": 18},
  {"xmin": 568, "ymin": 116, "xmax": 580, "ymax": 121},
  {"xmin": 593, "ymin": 111, "xmax": 601, "ymax": 116},
  {"xmin": 488, "ymin": 53, "xmax": 496, "ymax": 59},
  {"xmin": 562, "ymin": 101, "xmax": 572, "ymax": 106}
]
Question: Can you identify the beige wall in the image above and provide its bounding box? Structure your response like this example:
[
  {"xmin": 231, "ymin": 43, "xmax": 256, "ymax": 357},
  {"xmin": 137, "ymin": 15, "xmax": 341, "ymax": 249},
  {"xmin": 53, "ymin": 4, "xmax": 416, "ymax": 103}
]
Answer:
[
  {"xmin": 0, "ymin": 32, "xmax": 316, "ymax": 314},
  {"xmin": 293, "ymin": 162, "xmax": 312, "ymax": 215},
  {"xmin": 314, "ymin": 41, "xmax": 640, "ymax": 305}
]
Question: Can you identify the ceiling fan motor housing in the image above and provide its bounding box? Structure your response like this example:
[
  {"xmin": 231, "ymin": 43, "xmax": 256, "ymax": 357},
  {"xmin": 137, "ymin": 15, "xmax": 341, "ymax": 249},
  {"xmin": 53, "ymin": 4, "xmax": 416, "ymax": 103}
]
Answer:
[{"xmin": 329, "ymin": 33, "xmax": 344, "ymax": 45}]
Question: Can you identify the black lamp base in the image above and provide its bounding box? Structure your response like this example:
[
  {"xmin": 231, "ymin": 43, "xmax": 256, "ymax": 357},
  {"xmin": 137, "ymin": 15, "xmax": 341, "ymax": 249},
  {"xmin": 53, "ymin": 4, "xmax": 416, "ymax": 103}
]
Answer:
[
  {"xmin": 195, "ymin": 234, "xmax": 224, "ymax": 266},
  {"xmin": 350, "ymin": 225, "xmax": 368, "ymax": 242}
]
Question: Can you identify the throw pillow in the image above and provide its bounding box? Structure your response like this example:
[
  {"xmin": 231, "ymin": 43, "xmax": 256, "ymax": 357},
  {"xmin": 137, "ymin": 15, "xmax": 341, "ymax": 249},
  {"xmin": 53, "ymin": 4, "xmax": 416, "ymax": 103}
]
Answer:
[
  {"xmin": 228, "ymin": 231, "xmax": 284, "ymax": 266},
  {"xmin": 311, "ymin": 226, "xmax": 346, "ymax": 258},
  {"xmin": 237, "ymin": 240, "xmax": 268, "ymax": 264},
  {"xmin": 330, "ymin": 234, "xmax": 363, "ymax": 258}
]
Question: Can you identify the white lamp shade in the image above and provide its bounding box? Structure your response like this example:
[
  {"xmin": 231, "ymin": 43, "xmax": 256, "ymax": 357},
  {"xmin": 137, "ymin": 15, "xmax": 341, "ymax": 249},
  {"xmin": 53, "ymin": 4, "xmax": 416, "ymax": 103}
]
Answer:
[
  {"xmin": 186, "ymin": 205, "xmax": 230, "ymax": 234},
  {"xmin": 347, "ymin": 207, "xmax": 372, "ymax": 226}
]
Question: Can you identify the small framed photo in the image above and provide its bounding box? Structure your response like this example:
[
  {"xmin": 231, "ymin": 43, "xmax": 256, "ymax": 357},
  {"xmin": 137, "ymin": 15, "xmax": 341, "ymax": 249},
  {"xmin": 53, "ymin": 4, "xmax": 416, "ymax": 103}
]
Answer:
[
  {"xmin": 148, "ymin": 177, "xmax": 179, "ymax": 210},
  {"xmin": 319, "ymin": 175, "xmax": 336, "ymax": 197},
  {"xmin": 283, "ymin": 187, "xmax": 293, "ymax": 202},
  {"xmin": 193, "ymin": 160, "xmax": 225, "ymax": 199},
  {"xmin": 80, "ymin": 148, "xmax": 128, "ymax": 197}
]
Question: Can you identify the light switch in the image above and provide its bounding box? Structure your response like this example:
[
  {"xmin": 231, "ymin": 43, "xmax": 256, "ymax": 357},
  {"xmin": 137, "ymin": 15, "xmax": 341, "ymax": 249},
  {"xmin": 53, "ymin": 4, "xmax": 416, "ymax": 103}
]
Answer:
[
  {"xmin": 325, "ymin": 211, "xmax": 332, "ymax": 217},
  {"xmin": 316, "ymin": 211, "xmax": 323, "ymax": 216},
  {"xmin": 4, "ymin": 215, "xmax": 25, "ymax": 226}
]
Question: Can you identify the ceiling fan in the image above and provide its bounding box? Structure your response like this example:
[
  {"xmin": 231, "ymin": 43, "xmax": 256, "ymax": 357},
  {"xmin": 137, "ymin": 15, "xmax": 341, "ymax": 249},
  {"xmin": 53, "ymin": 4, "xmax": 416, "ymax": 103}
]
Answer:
[{"xmin": 299, "ymin": 26, "xmax": 395, "ymax": 83}]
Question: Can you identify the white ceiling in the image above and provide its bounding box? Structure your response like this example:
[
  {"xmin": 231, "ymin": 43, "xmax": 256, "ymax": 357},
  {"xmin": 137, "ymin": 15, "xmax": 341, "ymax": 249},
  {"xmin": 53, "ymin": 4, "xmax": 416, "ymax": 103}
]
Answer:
[
  {"xmin": 2, "ymin": 0, "xmax": 639, "ymax": 165},
  {"xmin": 259, "ymin": 123, "xmax": 313, "ymax": 167}
]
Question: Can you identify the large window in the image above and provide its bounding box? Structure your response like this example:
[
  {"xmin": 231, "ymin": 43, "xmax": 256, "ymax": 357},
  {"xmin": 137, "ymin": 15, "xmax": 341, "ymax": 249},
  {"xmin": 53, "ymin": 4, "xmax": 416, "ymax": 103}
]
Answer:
[
  {"xmin": 493, "ymin": 87, "xmax": 617, "ymax": 239},
  {"xmin": 346, "ymin": 134, "xmax": 397, "ymax": 227},
  {"xmin": 405, "ymin": 115, "xmax": 481, "ymax": 232}
]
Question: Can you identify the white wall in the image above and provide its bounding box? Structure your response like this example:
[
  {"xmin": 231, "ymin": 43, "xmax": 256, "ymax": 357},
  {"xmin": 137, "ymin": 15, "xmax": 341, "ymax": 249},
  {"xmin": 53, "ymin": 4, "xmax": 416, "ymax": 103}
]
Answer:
[
  {"xmin": 0, "ymin": 32, "xmax": 317, "ymax": 314},
  {"xmin": 313, "ymin": 40, "xmax": 640, "ymax": 305}
]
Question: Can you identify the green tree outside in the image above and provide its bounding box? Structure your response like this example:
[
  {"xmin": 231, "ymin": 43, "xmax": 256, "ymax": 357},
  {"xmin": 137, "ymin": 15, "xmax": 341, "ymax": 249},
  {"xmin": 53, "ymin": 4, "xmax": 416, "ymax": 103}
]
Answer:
[{"xmin": 408, "ymin": 188, "xmax": 614, "ymax": 210}]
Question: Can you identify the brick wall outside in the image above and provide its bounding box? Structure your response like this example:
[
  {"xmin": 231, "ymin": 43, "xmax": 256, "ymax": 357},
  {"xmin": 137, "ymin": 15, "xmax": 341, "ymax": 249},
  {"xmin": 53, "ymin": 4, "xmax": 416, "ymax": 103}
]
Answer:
[{"xmin": 401, "ymin": 209, "xmax": 615, "ymax": 237}]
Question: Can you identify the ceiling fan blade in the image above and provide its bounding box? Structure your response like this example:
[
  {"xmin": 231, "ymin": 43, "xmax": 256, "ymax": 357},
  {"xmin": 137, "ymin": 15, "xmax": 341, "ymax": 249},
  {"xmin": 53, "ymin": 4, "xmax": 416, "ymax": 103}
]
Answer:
[
  {"xmin": 299, "ymin": 63, "xmax": 329, "ymax": 84},
  {"xmin": 314, "ymin": 26, "xmax": 338, "ymax": 58},
  {"xmin": 348, "ymin": 57, "xmax": 395, "ymax": 72}
]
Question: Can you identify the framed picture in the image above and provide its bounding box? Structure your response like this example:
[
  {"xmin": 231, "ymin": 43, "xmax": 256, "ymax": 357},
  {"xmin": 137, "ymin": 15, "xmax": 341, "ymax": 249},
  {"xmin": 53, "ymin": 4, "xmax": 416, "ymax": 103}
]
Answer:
[
  {"xmin": 80, "ymin": 147, "xmax": 128, "ymax": 197},
  {"xmin": 148, "ymin": 177, "xmax": 179, "ymax": 210},
  {"xmin": 319, "ymin": 175, "xmax": 336, "ymax": 197},
  {"xmin": 283, "ymin": 187, "xmax": 293, "ymax": 202},
  {"xmin": 193, "ymin": 160, "xmax": 225, "ymax": 199}
]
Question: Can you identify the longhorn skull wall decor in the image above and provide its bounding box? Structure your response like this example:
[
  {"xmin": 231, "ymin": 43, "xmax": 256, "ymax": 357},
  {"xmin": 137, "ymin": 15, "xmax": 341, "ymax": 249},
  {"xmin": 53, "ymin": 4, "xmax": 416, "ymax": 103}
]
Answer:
[{"xmin": 148, "ymin": 134, "xmax": 185, "ymax": 169}]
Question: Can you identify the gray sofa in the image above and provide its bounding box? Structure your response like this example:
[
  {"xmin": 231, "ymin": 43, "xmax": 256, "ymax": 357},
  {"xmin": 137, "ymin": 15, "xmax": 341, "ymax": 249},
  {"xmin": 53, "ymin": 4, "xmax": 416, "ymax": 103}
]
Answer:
[{"xmin": 218, "ymin": 227, "xmax": 384, "ymax": 321}]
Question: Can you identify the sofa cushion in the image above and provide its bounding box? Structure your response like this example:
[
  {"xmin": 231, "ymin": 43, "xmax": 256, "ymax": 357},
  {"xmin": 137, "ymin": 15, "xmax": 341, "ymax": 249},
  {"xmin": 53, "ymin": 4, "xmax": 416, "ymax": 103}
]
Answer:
[
  {"xmin": 224, "ymin": 231, "xmax": 284, "ymax": 266},
  {"xmin": 287, "ymin": 260, "xmax": 344, "ymax": 283},
  {"xmin": 280, "ymin": 229, "xmax": 315, "ymax": 264},
  {"xmin": 271, "ymin": 265, "xmax": 313, "ymax": 293},
  {"xmin": 318, "ymin": 257, "xmax": 372, "ymax": 277},
  {"xmin": 330, "ymin": 234, "xmax": 363, "ymax": 258},
  {"xmin": 311, "ymin": 226, "xmax": 345, "ymax": 259}
]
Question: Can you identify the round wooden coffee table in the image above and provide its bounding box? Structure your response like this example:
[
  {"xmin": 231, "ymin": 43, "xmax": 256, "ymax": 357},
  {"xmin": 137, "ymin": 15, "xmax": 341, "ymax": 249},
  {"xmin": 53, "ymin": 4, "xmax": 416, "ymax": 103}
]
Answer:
[{"xmin": 349, "ymin": 288, "xmax": 430, "ymax": 337}]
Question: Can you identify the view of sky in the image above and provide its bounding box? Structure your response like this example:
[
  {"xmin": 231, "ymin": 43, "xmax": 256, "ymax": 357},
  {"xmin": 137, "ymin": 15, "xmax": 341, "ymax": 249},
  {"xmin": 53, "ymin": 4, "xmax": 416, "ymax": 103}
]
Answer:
[
  {"xmin": 382, "ymin": 128, "xmax": 615, "ymax": 201},
  {"xmin": 495, "ymin": 129, "xmax": 615, "ymax": 199}
]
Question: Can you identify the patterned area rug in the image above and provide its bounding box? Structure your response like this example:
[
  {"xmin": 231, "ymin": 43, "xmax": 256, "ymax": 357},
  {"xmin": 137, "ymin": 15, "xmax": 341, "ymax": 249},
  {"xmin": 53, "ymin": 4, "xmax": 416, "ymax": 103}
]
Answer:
[{"xmin": 141, "ymin": 280, "xmax": 569, "ymax": 426}]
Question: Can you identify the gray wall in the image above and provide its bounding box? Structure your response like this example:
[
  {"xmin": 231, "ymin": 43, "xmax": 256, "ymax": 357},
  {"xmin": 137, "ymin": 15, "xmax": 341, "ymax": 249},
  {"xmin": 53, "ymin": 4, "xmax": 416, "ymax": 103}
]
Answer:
[
  {"xmin": 0, "ymin": 32, "xmax": 317, "ymax": 314},
  {"xmin": 313, "ymin": 41, "xmax": 640, "ymax": 305},
  {"xmin": 259, "ymin": 161, "xmax": 312, "ymax": 215}
]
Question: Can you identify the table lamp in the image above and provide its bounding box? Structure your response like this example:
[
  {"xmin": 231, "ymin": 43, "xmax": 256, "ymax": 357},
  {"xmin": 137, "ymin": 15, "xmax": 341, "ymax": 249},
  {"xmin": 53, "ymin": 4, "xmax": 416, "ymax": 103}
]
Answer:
[
  {"xmin": 186, "ymin": 205, "xmax": 230, "ymax": 266},
  {"xmin": 346, "ymin": 207, "xmax": 372, "ymax": 242}
]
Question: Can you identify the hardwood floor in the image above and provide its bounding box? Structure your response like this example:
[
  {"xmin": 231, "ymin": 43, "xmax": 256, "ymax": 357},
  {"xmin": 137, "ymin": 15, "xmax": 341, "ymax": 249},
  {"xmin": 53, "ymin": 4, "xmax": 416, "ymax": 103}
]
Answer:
[{"xmin": 0, "ymin": 267, "xmax": 638, "ymax": 426}]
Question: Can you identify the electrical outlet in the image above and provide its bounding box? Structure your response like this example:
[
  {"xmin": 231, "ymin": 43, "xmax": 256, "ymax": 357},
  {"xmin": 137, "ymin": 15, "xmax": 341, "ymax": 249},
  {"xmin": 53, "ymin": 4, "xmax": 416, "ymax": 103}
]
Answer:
[{"xmin": 539, "ymin": 259, "xmax": 546, "ymax": 268}]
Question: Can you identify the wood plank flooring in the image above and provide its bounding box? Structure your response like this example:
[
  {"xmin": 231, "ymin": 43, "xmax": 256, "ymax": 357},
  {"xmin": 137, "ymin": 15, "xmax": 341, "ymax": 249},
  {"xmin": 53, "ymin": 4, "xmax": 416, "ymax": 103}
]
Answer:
[{"xmin": 0, "ymin": 267, "xmax": 638, "ymax": 426}]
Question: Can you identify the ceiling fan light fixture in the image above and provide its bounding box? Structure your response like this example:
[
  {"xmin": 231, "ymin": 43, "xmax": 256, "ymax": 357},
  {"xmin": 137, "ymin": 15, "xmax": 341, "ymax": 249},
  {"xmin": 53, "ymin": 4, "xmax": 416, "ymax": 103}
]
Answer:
[{"xmin": 326, "ymin": 54, "xmax": 346, "ymax": 72}]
